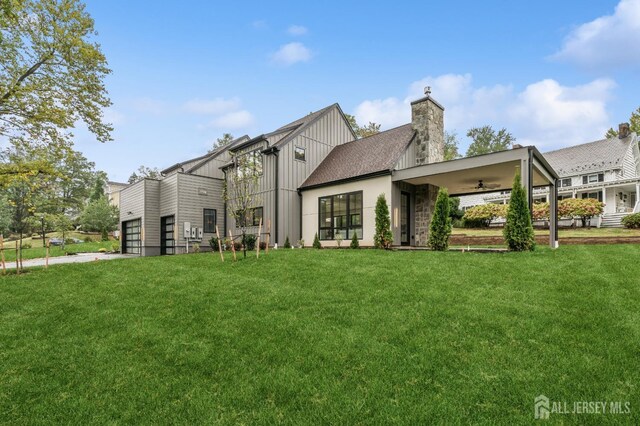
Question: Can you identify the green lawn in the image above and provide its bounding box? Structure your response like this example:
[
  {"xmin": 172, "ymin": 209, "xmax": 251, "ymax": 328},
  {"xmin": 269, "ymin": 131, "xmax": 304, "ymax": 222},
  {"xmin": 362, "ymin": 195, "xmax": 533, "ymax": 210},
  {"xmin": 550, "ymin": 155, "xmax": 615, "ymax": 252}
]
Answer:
[
  {"xmin": 1, "ymin": 240, "xmax": 115, "ymax": 263},
  {"xmin": 1, "ymin": 247, "xmax": 638, "ymax": 424}
]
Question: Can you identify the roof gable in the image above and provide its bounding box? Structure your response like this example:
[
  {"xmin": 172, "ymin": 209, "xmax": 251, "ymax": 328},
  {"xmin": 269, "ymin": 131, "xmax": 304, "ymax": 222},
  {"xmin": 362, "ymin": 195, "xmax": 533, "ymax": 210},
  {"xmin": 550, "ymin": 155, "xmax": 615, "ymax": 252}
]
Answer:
[{"xmin": 300, "ymin": 124, "xmax": 415, "ymax": 189}]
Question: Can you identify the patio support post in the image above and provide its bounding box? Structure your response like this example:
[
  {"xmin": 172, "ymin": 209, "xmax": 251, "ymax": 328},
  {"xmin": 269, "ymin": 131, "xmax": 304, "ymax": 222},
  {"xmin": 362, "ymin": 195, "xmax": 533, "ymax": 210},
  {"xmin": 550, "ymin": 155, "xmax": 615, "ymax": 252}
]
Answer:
[
  {"xmin": 549, "ymin": 179, "xmax": 559, "ymax": 248},
  {"xmin": 636, "ymin": 183, "xmax": 640, "ymax": 212},
  {"xmin": 521, "ymin": 150, "xmax": 533, "ymax": 216}
]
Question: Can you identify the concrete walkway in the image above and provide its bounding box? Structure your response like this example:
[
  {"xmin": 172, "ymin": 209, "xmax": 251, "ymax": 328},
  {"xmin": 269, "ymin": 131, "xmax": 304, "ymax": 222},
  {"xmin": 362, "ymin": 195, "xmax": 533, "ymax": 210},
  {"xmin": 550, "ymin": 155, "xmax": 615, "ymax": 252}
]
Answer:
[{"xmin": 4, "ymin": 252, "xmax": 136, "ymax": 270}]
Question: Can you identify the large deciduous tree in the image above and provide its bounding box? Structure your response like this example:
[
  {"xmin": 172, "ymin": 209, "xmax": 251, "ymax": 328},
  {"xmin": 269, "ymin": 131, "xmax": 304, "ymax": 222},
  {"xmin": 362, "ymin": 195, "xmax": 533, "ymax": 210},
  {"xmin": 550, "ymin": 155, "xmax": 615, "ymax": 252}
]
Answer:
[
  {"xmin": 0, "ymin": 0, "xmax": 112, "ymax": 148},
  {"xmin": 79, "ymin": 197, "xmax": 118, "ymax": 240},
  {"xmin": 466, "ymin": 126, "xmax": 515, "ymax": 157},
  {"xmin": 444, "ymin": 131, "xmax": 462, "ymax": 161},
  {"xmin": 128, "ymin": 166, "xmax": 161, "ymax": 184},
  {"xmin": 344, "ymin": 113, "xmax": 381, "ymax": 139}
]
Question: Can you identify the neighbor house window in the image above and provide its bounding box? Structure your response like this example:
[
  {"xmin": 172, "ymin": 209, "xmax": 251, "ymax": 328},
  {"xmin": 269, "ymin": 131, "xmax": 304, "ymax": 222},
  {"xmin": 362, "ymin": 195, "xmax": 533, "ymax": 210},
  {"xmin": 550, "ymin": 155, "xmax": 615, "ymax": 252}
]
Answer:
[
  {"xmin": 582, "ymin": 173, "xmax": 604, "ymax": 184},
  {"xmin": 203, "ymin": 209, "xmax": 216, "ymax": 233},
  {"xmin": 560, "ymin": 178, "xmax": 572, "ymax": 187},
  {"xmin": 318, "ymin": 191, "xmax": 362, "ymax": 240},
  {"xmin": 235, "ymin": 207, "xmax": 263, "ymax": 228},
  {"xmin": 581, "ymin": 191, "xmax": 603, "ymax": 202},
  {"xmin": 294, "ymin": 146, "xmax": 306, "ymax": 161}
]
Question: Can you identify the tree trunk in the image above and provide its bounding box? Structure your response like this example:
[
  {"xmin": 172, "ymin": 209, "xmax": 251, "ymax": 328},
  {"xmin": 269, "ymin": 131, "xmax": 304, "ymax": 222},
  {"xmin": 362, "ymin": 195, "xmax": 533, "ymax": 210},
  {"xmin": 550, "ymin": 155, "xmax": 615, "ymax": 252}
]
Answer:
[{"xmin": 242, "ymin": 230, "xmax": 246, "ymax": 258}]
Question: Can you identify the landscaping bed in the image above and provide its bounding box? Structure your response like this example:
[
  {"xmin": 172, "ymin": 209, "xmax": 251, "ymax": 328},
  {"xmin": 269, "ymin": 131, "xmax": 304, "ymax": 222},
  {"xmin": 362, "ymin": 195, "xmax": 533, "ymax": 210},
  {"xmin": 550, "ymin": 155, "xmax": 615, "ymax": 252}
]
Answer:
[{"xmin": 450, "ymin": 234, "xmax": 640, "ymax": 246}]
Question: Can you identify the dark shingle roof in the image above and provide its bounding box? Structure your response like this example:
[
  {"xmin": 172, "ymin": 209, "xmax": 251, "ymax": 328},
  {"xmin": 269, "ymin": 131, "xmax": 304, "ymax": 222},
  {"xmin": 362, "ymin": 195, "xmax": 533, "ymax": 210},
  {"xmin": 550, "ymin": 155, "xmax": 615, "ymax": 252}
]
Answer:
[
  {"xmin": 544, "ymin": 135, "xmax": 634, "ymax": 177},
  {"xmin": 300, "ymin": 124, "xmax": 415, "ymax": 189}
]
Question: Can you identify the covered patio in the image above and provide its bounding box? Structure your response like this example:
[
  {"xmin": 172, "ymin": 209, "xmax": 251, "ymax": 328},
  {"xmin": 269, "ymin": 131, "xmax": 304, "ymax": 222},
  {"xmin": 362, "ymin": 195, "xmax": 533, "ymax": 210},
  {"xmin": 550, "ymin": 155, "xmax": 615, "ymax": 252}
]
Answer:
[{"xmin": 392, "ymin": 146, "xmax": 560, "ymax": 248}]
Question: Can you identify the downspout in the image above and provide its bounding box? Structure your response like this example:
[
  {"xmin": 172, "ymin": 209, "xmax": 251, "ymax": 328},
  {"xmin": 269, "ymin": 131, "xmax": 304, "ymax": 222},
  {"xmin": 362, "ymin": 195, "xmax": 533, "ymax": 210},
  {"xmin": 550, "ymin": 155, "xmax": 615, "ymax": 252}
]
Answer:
[
  {"xmin": 274, "ymin": 150, "xmax": 279, "ymax": 245},
  {"xmin": 298, "ymin": 189, "xmax": 303, "ymax": 244},
  {"xmin": 528, "ymin": 148, "xmax": 534, "ymax": 218},
  {"xmin": 223, "ymin": 169, "xmax": 228, "ymax": 235}
]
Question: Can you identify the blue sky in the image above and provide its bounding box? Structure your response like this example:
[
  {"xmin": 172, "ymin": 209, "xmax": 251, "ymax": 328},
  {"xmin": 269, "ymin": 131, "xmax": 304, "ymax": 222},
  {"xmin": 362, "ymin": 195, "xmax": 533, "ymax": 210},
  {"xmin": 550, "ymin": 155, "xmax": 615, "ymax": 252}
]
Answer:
[{"xmin": 74, "ymin": 0, "xmax": 640, "ymax": 182}]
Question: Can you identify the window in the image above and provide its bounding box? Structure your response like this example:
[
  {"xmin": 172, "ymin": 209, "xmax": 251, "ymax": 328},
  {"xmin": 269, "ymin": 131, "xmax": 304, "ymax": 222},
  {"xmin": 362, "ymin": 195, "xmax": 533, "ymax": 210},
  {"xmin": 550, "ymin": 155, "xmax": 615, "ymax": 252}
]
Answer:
[
  {"xmin": 582, "ymin": 173, "xmax": 604, "ymax": 184},
  {"xmin": 235, "ymin": 207, "xmax": 263, "ymax": 228},
  {"xmin": 203, "ymin": 209, "xmax": 216, "ymax": 233},
  {"xmin": 294, "ymin": 146, "xmax": 306, "ymax": 162},
  {"xmin": 581, "ymin": 191, "xmax": 603, "ymax": 202},
  {"xmin": 318, "ymin": 191, "xmax": 363, "ymax": 240},
  {"xmin": 560, "ymin": 178, "xmax": 572, "ymax": 187},
  {"xmin": 236, "ymin": 150, "xmax": 263, "ymax": 177}
]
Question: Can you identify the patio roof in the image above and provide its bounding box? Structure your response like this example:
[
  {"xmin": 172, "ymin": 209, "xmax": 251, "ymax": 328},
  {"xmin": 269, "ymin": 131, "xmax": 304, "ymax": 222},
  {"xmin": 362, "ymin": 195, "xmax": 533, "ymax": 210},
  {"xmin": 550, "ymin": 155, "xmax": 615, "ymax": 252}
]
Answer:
[{"xmin": 392, "ymin": 146, "xmax": 558, "ymax": 196}]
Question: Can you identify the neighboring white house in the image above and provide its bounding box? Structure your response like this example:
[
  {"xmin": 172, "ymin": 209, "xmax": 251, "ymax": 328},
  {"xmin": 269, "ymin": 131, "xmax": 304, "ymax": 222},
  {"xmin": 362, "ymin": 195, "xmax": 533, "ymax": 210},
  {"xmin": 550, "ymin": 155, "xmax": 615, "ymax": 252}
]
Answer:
[{"xmin": 459, "ymin": 124, "xmax": 640, "ymax": 227}]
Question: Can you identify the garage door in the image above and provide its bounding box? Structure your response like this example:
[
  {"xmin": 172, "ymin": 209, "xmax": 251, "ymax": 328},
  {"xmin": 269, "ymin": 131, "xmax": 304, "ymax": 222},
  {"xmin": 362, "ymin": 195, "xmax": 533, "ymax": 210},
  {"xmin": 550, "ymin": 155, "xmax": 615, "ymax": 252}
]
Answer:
[
  {"xmin": 123, "ymin": 219, "xmax": 141, "ymax": 254},
  {"xmin": 161, "ymin": 215, "xmax": 175, "ymax": 255}
]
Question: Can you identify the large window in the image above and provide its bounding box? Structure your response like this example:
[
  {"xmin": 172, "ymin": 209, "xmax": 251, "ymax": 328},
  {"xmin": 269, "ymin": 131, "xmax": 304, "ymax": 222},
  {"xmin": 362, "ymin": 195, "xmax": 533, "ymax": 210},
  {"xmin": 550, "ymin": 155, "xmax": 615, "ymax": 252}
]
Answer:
[
  {"xmin": 319, "ymin": 191, "xmax": 362, "ymax": 240},
  {"xmin": 236, "ymin": 150, "xmax": 263, "ymax": 177},
  {"xmin": 203, "ymin": 209, "xmax": 216, "ymax": 233},
  {"xmin": 235, "ymin": 207, "xmax": 263, "ymax": 228},
  {"xmin": 560, "ymin": 178, "xmax": 572, "ymax": 187}
]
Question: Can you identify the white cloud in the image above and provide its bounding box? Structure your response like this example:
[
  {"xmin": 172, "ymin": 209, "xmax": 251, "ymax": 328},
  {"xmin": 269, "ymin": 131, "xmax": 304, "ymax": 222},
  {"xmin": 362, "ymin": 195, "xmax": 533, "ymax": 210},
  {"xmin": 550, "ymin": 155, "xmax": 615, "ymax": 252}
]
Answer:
[
  {"xmin": 208, "ymin": 110, "xmax": 254, "ymax": 129},
  {"xmin": 251, "ymin": 20, "xmax": 267, "ymax": 30},
  {"xmin": 552, "ymin": 0, "xmax": 640, "ymax": 69},
  {"xmin": 271, "ymin": 42, "xmax": 312, "ymax": 66},
  {"xmin": 354, "ymin": 74, "xmax": 616, "ymax": 150},
  {"xmin": 182, "ymin": 98, "xmax": 241, "ymax": 115},
  {"xmin": 131, "ymin": 97, "xmax": 169, "ymax": 115},
  {"xmin": 287, "ymin": 25, "xmax": 308, "ymax": 36}
]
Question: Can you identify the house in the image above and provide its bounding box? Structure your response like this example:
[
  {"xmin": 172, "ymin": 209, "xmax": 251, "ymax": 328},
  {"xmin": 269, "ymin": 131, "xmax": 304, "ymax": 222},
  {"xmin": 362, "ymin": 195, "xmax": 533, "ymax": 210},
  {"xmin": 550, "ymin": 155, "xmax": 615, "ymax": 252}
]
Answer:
[
  {"xmin": 120, "ymin": 91, "xmax": 563, "ymax": 254},
  {"xmin": 300, "ymin": 93, "xmax": 559, "ymax": 247},
  {"xmin": 105, "ymin": 181, "xmax": 128, "ymax": 208},
  {"xmin": 459, "ymin": 123, "xmax": 640, "ymax": 227},
  {"xmin": 119, "ymin": 104, "xmax": 355, "ymax": 255}
]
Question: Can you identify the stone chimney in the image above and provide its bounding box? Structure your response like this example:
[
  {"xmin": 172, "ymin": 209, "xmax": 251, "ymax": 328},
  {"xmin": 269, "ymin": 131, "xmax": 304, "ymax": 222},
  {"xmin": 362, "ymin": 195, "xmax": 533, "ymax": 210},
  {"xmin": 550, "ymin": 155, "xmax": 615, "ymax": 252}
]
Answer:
[
  {"xmin": 619, "ymin": 122, "xmax": 630, "ymax": 139},
  {"xmin": 411, "ymin": 87, "xmax": 444, "ymax": 165}
]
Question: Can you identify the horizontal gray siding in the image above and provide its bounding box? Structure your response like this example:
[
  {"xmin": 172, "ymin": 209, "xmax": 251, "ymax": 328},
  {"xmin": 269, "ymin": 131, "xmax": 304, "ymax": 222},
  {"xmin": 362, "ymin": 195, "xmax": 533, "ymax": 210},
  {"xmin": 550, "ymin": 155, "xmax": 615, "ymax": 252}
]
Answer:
[{"xmin": 175, "ymin": 173, "xmax": 225, "ymax": 253}]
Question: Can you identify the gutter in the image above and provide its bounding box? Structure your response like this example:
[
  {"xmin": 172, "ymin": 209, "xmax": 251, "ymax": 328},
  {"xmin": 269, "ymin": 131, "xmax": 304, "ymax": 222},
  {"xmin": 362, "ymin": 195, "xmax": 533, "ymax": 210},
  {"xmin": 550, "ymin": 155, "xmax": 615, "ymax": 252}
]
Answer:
[{"xmin": 298, "ymin": 169, "xmax": 392, "ymax": 192}]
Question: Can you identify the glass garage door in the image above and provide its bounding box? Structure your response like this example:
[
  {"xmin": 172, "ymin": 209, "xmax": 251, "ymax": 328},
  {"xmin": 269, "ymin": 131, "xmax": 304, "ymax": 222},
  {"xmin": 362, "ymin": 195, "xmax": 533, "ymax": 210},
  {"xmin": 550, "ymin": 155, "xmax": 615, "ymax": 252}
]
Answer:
[
  {"xmin": 161, "ymin": 215, "xmax": 175, "ymax": 255},
  {"xmin": 123, "ymin": 219, "xmax": 141, "ymax": 254}
]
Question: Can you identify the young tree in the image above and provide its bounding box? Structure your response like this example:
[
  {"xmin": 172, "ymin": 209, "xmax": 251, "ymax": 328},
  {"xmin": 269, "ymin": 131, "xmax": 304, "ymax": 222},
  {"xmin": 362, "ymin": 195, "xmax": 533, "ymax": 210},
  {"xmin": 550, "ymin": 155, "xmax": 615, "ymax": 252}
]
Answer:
[
  {"xmin": 503, "ymin": 173, "xmax": 535, "ymax": 251},
  {"xmin": 444, "ymin": 131, "xmax": 462, "ymax": 161},
  {"xmin": 373, "ymin": 194, "xmax": 393, "ymax": 249},
  {"xmin": 224, "ymin": 152, "xmax": 261, "ymax": 258},
  {"xmin": 210, "ymin": 133, "xmax": 235, "ymax": 152},
  {"xmin": 128, "ymin": 166, "xmax": 161, "ymax": 184},
  {"xmin": 428, "ymin": 188, "xmax": 452, "ymax": 251},
  {"xmin": 350, "ymin": 231, "xmax": 359, "ymax": 249},
  {"xmin": 466, "ymin": 126, "xmax": 515, "ymax": 157},
  {"xmin": 0, "ymin": 0, "xmax": 112, "ymax": 149},
  {"xmin": 312, "ymin": 232, "xmax": 322, "ymax": 249},
  {"xmin": 79, "ymin": 198, "xmax": 118, "ymax": 240}
]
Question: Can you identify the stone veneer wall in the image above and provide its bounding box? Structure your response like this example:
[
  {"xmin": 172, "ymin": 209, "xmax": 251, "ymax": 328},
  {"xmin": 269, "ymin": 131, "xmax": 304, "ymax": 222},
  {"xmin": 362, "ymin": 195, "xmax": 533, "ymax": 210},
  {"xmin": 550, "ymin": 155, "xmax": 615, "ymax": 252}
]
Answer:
[
  {"xmin": 414, "ymin": 184, "xmax": 438, "ymax": 246},
  {"xmin": 411, "ymin": 97, "xmax": 445, "ymax": 246}
]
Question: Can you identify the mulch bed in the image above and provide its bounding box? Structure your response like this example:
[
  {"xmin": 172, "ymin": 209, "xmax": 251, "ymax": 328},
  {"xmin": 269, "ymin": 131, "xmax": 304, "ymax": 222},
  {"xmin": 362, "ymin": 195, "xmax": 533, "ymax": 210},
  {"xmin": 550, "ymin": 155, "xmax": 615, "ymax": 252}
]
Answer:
[{"xmin": 450, "ymin": 235, "xmax": 640, "ymax": 246}]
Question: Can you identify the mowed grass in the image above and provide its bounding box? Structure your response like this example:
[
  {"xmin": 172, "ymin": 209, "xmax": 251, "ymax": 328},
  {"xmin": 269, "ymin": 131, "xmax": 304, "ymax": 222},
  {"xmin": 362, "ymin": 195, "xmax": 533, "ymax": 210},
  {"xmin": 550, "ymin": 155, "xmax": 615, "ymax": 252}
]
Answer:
[{"xmin": 1, "ymin": 247, "xmax": 639, "ymax": 424}]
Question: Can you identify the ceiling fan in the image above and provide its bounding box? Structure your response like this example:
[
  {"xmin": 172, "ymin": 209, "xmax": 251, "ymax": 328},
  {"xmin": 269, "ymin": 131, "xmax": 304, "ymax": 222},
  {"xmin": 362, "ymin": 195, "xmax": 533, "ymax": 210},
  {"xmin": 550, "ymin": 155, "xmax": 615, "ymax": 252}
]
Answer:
[{"xmin": 467, "ymin": 179, "xmax": 501, "ymax": 191}]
